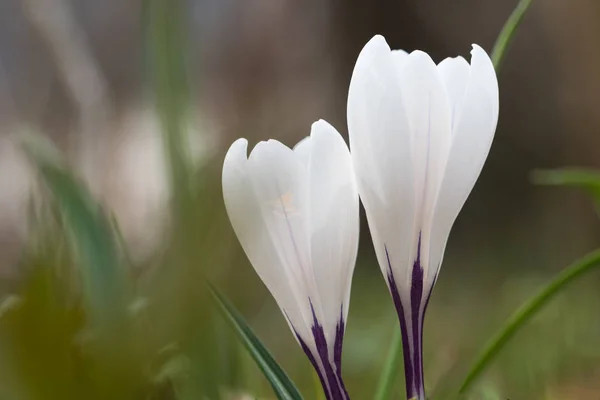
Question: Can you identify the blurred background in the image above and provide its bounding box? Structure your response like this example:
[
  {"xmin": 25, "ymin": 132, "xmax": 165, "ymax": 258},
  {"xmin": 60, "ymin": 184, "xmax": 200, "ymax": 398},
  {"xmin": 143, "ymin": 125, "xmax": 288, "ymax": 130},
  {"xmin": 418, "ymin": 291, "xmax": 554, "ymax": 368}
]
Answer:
[{"xmin": 0, "ymin": 0, "xmax": 600, "ymax": 398}]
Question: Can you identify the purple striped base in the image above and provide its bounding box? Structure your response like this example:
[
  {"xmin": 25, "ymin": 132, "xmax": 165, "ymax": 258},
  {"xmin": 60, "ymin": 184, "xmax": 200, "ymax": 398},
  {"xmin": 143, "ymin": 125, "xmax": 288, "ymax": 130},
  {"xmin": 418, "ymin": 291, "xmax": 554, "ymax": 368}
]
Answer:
[
  {"xmin": 294, "ymin": 303, "xmax": 349, "ymax": 400},
  {"xmin": 385, "ymin": 235, "xmax": 433, "ymax": 400}
]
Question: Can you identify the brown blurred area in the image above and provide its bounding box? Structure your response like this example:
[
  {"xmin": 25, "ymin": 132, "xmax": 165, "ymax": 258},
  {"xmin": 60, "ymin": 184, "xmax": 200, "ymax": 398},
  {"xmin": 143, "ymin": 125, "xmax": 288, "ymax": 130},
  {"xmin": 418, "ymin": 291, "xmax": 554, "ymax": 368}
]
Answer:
[
  {"xmin": 1, "ymin": 0, "xmax": 600, "ymax": 395},
  {"xmin": 1, "ymin": 0, "xmax": 599, "ymax": 271}
]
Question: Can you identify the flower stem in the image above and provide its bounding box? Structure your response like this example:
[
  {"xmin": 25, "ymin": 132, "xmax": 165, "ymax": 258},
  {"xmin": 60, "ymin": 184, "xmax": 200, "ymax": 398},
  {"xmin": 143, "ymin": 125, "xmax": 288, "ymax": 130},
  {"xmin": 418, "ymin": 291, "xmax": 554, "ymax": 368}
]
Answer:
[{"xmin": 399, "ymin": 319, "xmax": 425, "ymax": 400}]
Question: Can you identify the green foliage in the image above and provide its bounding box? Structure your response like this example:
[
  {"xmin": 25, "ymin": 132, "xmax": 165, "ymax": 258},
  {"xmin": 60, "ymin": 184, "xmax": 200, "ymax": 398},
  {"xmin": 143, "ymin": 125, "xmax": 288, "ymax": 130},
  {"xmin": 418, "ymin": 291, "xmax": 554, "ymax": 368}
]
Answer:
[
  {"xmin": 373, "ymin": 329, "xmax": 402, "ymax": 400},
  {"xmin": 9, "ymin": 134, "xmax": 239, "ymax": 399},
  {"xmin": 455, "ymin": 166, "xmax": 600, "ymax": 397},
  {"xmin": 144, "ymin": 0, "xmax": 192, "ymax": 208},
  {"xmin": 458, "ymin": 248, "xmax": 600, "ymax": 396},
  {"xmin": 209, "ymin": 282, "xmax": 304, "ymax": 400},
  {"xmin": 143, "ymin": 1, "xmax": 308, "ymax": 398},
  {"xmin": 532, "ymin": 168, "xmax": 600, "ymax": 215},
  {"xmin": 491, "ymin": 0, "xmax": 534, "ymax": 69},
  {"xmin": 0, "ymin": 220, "xmax": 160, "ymax": 399},
  {"xmin": 22, "ymin": 136, "xmax": 127, "ymax": 330}
]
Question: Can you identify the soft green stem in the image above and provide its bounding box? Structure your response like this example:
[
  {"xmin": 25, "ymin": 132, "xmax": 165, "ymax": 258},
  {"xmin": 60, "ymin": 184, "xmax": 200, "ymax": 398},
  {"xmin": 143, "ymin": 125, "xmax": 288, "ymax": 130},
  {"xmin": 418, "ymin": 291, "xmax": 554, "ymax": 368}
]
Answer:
[
  {"xmin": 144, "ymin": 0, "xmax": 193, "ymax": 213},
  {"xmin": 374, "ymin": 329, "xmax": 403, "ymax": 400},
  {"xmin": 491, "ymin": 0, "xmax": 533, "ymax": 69},
  {"xmin": 458, "ymin": 248, "xmax": 600, "ymax": 396}
]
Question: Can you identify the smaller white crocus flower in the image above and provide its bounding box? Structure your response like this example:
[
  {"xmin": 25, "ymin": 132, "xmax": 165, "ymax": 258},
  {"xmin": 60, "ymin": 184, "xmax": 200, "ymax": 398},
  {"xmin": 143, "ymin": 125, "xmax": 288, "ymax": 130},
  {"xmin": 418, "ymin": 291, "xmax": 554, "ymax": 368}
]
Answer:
[
  {"xmin": 347, "ymin": 35, "xmax": 499, "ymax": 400},
  {"xmin": 222, "ymin": 120, "xmax": 359, "ymax": 400}
]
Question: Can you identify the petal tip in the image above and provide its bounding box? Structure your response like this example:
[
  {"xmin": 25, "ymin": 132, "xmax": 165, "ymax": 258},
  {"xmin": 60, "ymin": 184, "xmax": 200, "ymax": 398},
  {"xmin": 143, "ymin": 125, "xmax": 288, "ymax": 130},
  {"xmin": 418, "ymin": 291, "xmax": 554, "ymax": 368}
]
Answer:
[
  {"xmin": 293, "ymin": 135, "xmax": 311, "ymax": 151},
  {"xmin": 409, "ymin": 48, "xmax": 432, "ymax": 58},
  {"xmin": 471, "ymin": 43, "xmax": 485, "ymax": 52},
  {"xmin": 406, "ymin": 49, "xmax": 436, "ymax": 67},
  {"xmin": 310, "ymin": 119, "xmax": 344, "ymax": 146},
  {"xmin": 225, "ymin": 138, "xmax": 249, "ymax": 161},
  {"xmin": 470, "ymin": 44, "xmax": 492, "ymax": 62},
  {"xmin": 438, "ymin": 56, "xmax": 469, "ymax": 68},
  {"xmin": 370, "ymin": 34, "xmax": 387, "ymax": 44},
  {"xmin": 311, "ymin": 119, "xmax": 333, "ymax": 131},
  {"xmin": 361, "ymin": 34, "xmax": 391, "ymax": 55}
]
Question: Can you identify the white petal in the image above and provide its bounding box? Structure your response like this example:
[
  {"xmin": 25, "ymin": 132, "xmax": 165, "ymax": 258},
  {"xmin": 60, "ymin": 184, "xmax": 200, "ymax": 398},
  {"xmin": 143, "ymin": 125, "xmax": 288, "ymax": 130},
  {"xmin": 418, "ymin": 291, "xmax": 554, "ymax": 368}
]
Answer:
[
  {"xmin": 398, "ymin": 50, "xmax": 452, "ymax": 274},
  {"xmin": 222, "ymin": 139, "xmax": 312, "ymax": 340},
  {"xmin": 437, "ymin": 56, "xmax": 470, "ymax": 131},
  {"xmin": 392, "ymin": 49, "xmax": 409, "ymax": 70},
  {"xmin": 307, "ymin": 120, "xmax": 359, "ymax": 346},
  {"xmin": 347, "ymin": 35, "xmax": 414, "ymax": 294},
  {"xmin": 293, "ymin": 136, "xmax": 311, "ymax": 167},
  {"xmin": 427, "ymin": 45, "xmax": 498, "ymax": 290},
  {"xmin": 471, "ymin": 44, "xmax": 499, "ymax": 125}
]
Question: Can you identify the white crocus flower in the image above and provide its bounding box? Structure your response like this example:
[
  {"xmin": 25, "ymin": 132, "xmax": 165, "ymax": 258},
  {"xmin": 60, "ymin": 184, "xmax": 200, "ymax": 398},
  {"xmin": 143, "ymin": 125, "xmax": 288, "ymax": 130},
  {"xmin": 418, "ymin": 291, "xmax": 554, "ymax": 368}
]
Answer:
[
  {"xmin": 222, "ymin": 120, "xmax": 359, "ymax": 400},
  {"xmin": 347, "ymin": 35, "xmax": 499, "ymax": 400}
]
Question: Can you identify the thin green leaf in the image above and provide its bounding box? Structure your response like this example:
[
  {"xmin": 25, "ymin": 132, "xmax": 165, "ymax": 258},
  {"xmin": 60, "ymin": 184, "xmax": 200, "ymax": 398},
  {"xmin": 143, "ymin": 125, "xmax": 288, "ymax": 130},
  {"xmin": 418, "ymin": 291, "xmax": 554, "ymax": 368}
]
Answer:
[
  {"xmin": 374, "ymin": 329, "xmax": 402, "ymax": 400},
  {"xmin": 532, "ymin": 168, "xmax": 600, "ymax": 191},
  {"xmin": 144, "ymin": 1, "xmax": 226, "ymax": 396},
  {"xmin": 458, "ymin": 248, "xmax": 600, "ymax": 396},
  {"xmin": 491, "ymin": 0, "xmax": 534, "ymax": 69},
  {"xmin": 144, "ymin": 0, "xmax": 192, "ymax": 212},
  {"xmin": 532, "ymin": 168, "xmax": 600, "ymax": 215},
  {"xmin": 532, "ymin": 168, "xmax": 600, "ymax": 188},
  {"xmin": 23, "ymin": 136, "xmax": 125, "ymax": 327},
  {"xmin": 208, "ymin": 283, "xmax": 304, "ymax": 400}
]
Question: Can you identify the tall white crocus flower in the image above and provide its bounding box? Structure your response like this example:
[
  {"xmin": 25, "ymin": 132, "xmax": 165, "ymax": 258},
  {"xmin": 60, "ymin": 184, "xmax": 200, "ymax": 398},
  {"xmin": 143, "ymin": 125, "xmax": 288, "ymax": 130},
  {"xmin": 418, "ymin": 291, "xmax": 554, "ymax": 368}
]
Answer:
[
  {"xmin": 222, "ymin": 120, "xmax": 359, "ymax": 400},
  {"xmin": 347, "ymin": 35, "xmax": 499, "ymax": 400}
]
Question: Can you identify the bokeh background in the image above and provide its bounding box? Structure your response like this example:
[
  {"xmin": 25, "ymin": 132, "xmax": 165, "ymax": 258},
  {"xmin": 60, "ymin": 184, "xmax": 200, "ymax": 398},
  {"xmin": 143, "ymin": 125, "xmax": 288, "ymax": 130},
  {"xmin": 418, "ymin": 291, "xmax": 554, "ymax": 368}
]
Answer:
[{"xmin": 1, "ymin": 0, "xmax": 600, "ymax": 398}]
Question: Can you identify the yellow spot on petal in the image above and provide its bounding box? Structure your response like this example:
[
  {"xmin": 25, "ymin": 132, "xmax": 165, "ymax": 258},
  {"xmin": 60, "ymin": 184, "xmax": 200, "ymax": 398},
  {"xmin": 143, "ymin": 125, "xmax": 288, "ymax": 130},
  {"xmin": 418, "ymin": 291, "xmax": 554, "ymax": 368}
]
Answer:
[{"xmin": 270, "ymin": 191, "xmax": 299, "ymax": 217}]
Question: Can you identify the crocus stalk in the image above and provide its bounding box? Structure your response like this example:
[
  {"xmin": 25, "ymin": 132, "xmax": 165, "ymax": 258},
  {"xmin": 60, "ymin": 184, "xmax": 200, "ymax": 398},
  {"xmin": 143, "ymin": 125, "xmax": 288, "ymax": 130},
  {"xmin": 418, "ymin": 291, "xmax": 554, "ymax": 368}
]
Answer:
[
  {"xmin": 222, "ymin": 120, "xmax": 359, "ymax": 400},
  {"xmin": 347, "ymin": 35, "xmax": 499, "ymax": 400}
]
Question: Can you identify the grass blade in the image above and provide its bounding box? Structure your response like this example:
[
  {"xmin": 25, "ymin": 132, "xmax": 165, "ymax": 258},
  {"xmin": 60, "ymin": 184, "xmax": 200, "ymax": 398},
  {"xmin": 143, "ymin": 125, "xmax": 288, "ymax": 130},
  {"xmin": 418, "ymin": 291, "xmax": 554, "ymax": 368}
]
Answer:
[
  {"xmin": 374, "ymin": 329, "xmax": 402, "ymax": 400},
  {"xmin": 491, "ymin": 0, "xmax": 534, "ymax": 69},
  {"xmin": 532, "ymin": 168, "xmax": 600, "ymax": 216},
  {"xmin": 532, "ymin": 168, "xmax": 600, "ymax": 191},
  {"xmin": 458, "ymin": 248, "xmax": 600, "ymax": 395},
  {"xmin": 144, "ymin": 0, "xmax": 192, "ymax": 210},
  {"xmin": 145, "ymin": 1, "xmax": 228, "ymax": 396},
  {"xmin": 208, "ymin": 283, "xmax": 304, "ymax": 400},
  {"xmin": 23, "ymin": 136, "xmax": 126, "ymax": 328},
  {"xmin": 532, "ymin": 168, "xmax": 600, "ymax": 186}
]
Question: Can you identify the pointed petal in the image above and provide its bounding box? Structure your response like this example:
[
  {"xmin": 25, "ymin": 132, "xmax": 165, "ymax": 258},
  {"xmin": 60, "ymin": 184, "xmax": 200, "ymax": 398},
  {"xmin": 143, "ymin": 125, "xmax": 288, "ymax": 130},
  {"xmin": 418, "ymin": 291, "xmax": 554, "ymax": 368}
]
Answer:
[
  {"xmin": 437, "ymin": 56, "xmax": 470, "ymax": 131},
  {"xmin": 293, "ymin": 136, "xmax": 311, "ymax": 167},
  {"xmin": 392, "ymin": 49, "xmax": 409, "ymax": 70},
  {"xmin": 471, "ymin": 44, "xmax": 499, "ymax": 125},
  {"xmin": 398, "ymin": 50, "xmax": 452, "ymax": 274},
  {"xmin": 222, "ymin": 139, "xmax": 312, "ymax": 341},
  {"xmin": 427, "ymin": 45, "xmax": 498, "ymax": 290},
  {"xmin": 306, "ymin": 120, "xmax": 359, "ymax": 347},
  {"xmin": 347, "ymin": 35, "xmax": 414, "ymax": 294}
]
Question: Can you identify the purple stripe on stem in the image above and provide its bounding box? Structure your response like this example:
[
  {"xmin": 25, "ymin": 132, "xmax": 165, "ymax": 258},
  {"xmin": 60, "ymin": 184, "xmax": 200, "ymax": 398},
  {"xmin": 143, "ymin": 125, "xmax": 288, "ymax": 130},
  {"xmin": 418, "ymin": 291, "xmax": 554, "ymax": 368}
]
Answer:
[
  {"xmin": 296, "ymin": 333, "xmax": 330, "ymax": 397},
  {"xmin": 410, "ymin": 234, "xmax": 425, "ymax": 399},
  {"xmin": 385, "ymin": 244, "xmax": 426, "ymax": 400},
  {"xmin": 333, "ymin": 307, "xmax": 350, "ymax": 399},
  {"xmin": 334, "ymin": 306, "xmax": 345, "ymax": 374},
  {"xmin": 291, "ymin": 303, "xmax": 350, "ymax": 400},
  {"xmin": 309, "ymin": 301, "xmax": 349, "ymax": 400}
]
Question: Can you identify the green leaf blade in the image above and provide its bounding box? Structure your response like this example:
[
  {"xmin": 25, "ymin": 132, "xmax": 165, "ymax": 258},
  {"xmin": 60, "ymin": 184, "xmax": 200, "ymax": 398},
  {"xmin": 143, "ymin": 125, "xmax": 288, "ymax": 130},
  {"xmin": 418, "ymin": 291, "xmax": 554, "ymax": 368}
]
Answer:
[
  {"xmin": 373, "ymin": 329, "xmax": 402, "ymax": 400},
  {"xmin": 491, "ymin": 0, "xmax": 534, "ymax": 69},
  {"xmin": 24, "ymin": 137, "xmax": 126, "ymax": 327},
  {"xmin": 532, "ymin": 168, "xmax": 600, "ymax": 216},
  {"xmin": 458, "ymin": 249, "xmax": 600, "ymax": 395},
  {"xmin": 208, "ymin": 283, "xmax": 304, "ymax": 400}
]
